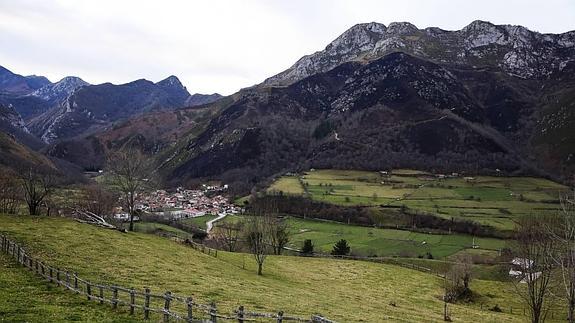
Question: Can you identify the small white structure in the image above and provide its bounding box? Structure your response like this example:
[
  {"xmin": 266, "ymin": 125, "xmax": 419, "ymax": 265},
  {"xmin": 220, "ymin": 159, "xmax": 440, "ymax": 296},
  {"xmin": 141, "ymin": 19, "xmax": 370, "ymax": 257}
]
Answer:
[{"xmin": 511, "ymin": 257, "xmax": 533, "ymax": 270}]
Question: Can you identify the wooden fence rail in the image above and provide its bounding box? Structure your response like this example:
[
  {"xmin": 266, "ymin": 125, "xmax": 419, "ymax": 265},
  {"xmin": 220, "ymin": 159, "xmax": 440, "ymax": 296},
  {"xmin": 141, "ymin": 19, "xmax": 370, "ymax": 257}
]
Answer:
[{"xmin": 0, "ymin": 234, "xmax": 335, "ymax": 323}]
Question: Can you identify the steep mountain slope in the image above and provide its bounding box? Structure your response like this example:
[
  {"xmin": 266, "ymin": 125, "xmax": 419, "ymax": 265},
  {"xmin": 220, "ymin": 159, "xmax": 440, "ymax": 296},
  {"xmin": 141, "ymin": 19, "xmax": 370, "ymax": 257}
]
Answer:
[
  {"xmin": 0, "ymin": 131, "xmax": 54, "ymax": 174},
  {"xmin": 158, "ymin": 21, "xmax": 575, "ymax": 190},
  {"xmin": 0, "ymin": 65, "xmax": 51, "ymax": 95},
  {"xmin": 44, "ymin": 97, "xmax": 231, "ymax": 171},
  {"xmin": 0, "ymin": 103, "xmax": 44, "ymax": 150},
  {"xmin": 28, "ymin": 76, "xmax": 192, "ymax": 143}
]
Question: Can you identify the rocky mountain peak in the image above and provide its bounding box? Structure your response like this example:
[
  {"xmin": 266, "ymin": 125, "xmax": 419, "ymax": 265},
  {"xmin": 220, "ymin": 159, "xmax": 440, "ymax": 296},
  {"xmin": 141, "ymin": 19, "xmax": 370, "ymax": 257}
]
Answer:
[
  {"xmin": 30, "ymin": 76, "xmax": 89, "ymax": 102},
  {"xmin": 157, "ymin": 75, "xmax": 185, "ymax": 89},
  {"xmin": 263, "ymin": 21, "xmax": 575, "ymax": 86},
  {"xmin": 387, "ymin": 22, "xmax": 419, "ymax": 35}
]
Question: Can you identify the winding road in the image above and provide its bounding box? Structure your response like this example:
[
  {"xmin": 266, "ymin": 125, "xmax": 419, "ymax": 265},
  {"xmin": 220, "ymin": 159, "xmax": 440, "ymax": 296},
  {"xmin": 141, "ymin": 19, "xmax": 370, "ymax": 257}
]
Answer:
[{"xmin": 205, "ymin": 213, "xmax": 228, "ymax": 234}]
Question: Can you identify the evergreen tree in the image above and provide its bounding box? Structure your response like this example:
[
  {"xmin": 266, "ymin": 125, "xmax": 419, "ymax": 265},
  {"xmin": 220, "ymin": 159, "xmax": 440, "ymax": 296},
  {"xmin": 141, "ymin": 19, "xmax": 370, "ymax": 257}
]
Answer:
[
  {"xmin": 301, "ymin": 239, "xmax": 314, "ymax": 255},
  {"xmin": 331, "ymin": 239, "xmax": 351, "ymax": 256}
]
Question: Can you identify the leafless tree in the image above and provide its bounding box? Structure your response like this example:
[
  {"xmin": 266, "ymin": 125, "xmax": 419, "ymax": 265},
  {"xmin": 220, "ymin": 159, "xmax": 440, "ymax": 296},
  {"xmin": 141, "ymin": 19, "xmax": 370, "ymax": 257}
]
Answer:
[
  {"xmin": 106, "ymin": 148, "xmax": 155, "ymax": 231},
  {"xmin": 244, "ymin": 215, "xmax": 269, "ymax": 275},
  {"xmin": 78, "ymin": 184, "xmax": 117, "ymax": 219},
  {"xmin": 214, "ymin": 221, "xmax": 243, "ymax": 252},
  {"xmin": 443, "ymin": 254, "xmax": 473, "ymax": 303},
  {"xmin": 266, "ymin": 216, "xmax": 290, "ymax": 255},
  {"xmin": 20, "ymin": 168, "xmax": 55, "ymax": 216},
  {"xmin": 0, "ymin": 172, "xmax": 21, "ymax": 214},
  {"xmin": 513, "ymin": 215, "xmax": 556, "ymax": 323},
  {"xmin": 546, "ymin": 191, "xmax": 575, "ymax": 322}
]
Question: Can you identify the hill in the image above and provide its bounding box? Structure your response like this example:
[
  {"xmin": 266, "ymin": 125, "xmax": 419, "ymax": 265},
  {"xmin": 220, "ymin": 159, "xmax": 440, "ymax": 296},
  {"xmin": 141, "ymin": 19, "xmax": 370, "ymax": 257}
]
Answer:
[{"xmin": 0, "ymin": 214, "xmax": 545, "ymax": 322}]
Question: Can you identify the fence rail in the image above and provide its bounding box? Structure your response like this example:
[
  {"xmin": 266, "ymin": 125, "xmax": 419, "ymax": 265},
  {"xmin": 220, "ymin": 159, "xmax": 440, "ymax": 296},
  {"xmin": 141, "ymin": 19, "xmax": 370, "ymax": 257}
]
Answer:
[{"xmin": 0, "ymin": 234, "xmax": 335, "ymax": 323}]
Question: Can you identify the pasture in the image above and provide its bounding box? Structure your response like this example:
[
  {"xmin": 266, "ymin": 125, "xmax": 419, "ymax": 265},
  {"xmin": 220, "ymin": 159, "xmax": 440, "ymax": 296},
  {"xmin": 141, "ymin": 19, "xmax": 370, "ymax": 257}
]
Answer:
[
  {"xmin": 286, "ymin": 217, "xmax": 507, "ymax": 259},
  {"xmin": 268, "ymin": 169, "xmax": 569, "ymax": 231},
  {"xmin": 0, "ymin": 214, "xmax": 540, "ymax": 322}
]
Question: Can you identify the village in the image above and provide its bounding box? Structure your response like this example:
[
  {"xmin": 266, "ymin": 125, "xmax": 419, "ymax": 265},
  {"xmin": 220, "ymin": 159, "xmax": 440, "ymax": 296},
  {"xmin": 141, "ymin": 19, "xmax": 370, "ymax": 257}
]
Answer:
[{"xmin": 135, "ymin": 184, "xmax": 242, "ymax": 220}]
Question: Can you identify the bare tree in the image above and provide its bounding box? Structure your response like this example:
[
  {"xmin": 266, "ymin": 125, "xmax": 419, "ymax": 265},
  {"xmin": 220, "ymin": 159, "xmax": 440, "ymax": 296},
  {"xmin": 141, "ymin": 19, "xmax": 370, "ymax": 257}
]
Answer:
[
  {"xmin": 214, "ymin": 222, "xmax": 243, "ymax": 252},
  {"xmin": 514, "ymin": 215, "xmax": 556, "ymax": 323},
  {"xmin": 20, "ymin": 168, "xmax": 55, "ymax": 216},
  {"xmin": 78, "ymin": 184, "xmax": 117, "ymax": 218},
  {"xmin": 547, "ymin": 191, "xmax": 575, "ymax": 322},
  {"xmin": 266, "ymin": 216, "xmax": 290, "ymax": 255},
  {"xmin": 0, "ymin": 172, "xmax": 21, "ymax": 214},
  {"xmin": 244, "ymin": 215, "xmax": 269, "ymax": 275},
  {"xmin": 443, "ymin": 254, "xmax": 473, "ymax": 303},
  {"xmin": 106, "ymin": 148, "xmax": 155, "ymax": 231}
]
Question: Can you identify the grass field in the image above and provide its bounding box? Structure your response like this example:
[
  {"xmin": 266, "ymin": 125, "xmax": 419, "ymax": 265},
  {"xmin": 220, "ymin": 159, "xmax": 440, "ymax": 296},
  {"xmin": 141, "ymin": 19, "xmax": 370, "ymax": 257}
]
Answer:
[
  {"xmin": 133, "ymin": 221, "xmax": 191, "ymax": 238},
  {"xmin": 180, "ymin": 214, "xmax": 219, "ymax": 230},
  {"xmin": 268, "ymin": 169, "xmax": 569, "ymax": 231},
  {"xmin": 0, "ymin": 214, "xmax": 549, "ymax": 322},
  {"xmin": 0, "ymin": 252, "xmax": 141, "ymax": 322},
  {"xmin": 285, "ymin": 217, "xmax": 507, "ymax": 259}
]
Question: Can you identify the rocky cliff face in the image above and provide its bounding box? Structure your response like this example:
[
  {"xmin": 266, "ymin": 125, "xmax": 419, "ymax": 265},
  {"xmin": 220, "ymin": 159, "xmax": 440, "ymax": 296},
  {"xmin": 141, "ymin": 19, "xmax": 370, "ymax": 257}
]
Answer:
[{"xmin": 263, "ymin": 20, "xmax": 575, "ymax": 86}]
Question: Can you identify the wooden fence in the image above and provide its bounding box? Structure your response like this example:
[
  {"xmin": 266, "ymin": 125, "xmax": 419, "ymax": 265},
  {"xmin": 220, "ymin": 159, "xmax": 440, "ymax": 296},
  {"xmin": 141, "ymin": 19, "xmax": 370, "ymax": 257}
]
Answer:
[{"xmin": 0, "ymin": 234, "xmax": 335, "ymax": 323}]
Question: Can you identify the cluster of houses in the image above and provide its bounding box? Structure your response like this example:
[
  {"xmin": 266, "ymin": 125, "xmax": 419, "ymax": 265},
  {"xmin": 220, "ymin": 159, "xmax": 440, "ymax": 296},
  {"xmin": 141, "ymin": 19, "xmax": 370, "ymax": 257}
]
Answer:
[{"xmin": 134, "ymin": 185, "xmax": 241, "ymax": 219}]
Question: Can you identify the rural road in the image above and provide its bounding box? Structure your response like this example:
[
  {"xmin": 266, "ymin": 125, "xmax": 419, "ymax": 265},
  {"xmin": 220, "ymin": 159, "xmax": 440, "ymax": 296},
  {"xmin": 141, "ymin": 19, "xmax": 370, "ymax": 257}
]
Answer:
[{"xmin": 206, "ymin": 213, "xmax": 227, "ymax": 234}]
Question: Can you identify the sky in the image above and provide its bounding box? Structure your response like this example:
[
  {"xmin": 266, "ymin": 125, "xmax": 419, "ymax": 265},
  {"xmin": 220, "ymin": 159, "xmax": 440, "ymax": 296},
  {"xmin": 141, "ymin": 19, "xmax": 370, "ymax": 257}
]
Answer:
[{"xmin": 0, "ymin": 0, "xmax": 574, "ymax": 95}]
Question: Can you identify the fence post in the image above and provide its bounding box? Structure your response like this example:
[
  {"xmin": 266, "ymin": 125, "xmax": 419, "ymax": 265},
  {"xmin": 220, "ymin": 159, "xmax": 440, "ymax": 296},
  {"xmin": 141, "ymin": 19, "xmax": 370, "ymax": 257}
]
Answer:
[
  {"xmin": 17, "ymin": 245, "xmax": 20, "ymax": 263},
  {"xmin": 40, "ymin": 263, "xmax": 45, "ymax": 278},
  {"xmin": 163, "ymin": 291, "xmax": 172, "ymax": 322},
  {"xmin": 29, "ymin": 257, "xmax": 33, "ymax": 271},
  {"xmin": 86, "ymin": 282, "xmax": 92, "ymax": 301},
  {"xmin": 66, "ymin": 271, "xmax": 71, "ymax": 289},
  {"xmin": 186, "ymin": 297, "xmax": 193, "ymax": 321},
  {"xmin": 277, "ymin": 311, "xmax": 284, "ymax": 323},
  {"xmin": 99, "ymin": 286, "xmax": 104, "ymax": 305},
  {"xmin": 112, "ymin": 287, "xmax": 118, "ymax": 309},
  {"xmin": 210, "ymin": 302, "xmax": 217, "ymax": 323},
  {"xmin": 144, "ymin": 288, "xmax": 151, "ymax": 320},
  {"xmin": 56, "ymin": 268, "xmax": 61, "ymax": 286},
  {"xmin": 35, "ymin": 260, "xmax": 39, "ymax": 274},
  {"xmin": 74, "ymin": 273, "xmax": 79, "ymax": 292},
  {"xmin": 237, "ymin": 305, "xmax": 244, "ymax": 323},
  {"xmin": 130, "ymin": 289, "xmax": 136, "ymax": 315}
]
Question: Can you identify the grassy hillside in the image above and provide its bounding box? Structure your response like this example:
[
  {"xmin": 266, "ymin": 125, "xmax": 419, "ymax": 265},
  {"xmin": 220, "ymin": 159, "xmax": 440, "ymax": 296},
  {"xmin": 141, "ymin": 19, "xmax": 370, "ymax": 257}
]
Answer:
[
  {"xmin": 0, "ymin": 214, "xmax": 557, "ymax": 322},
  {"xmin": 268, "ymin": 169, "xmax": 568, "ymax": 231},
  {"xmin": 0, "ymin": 252, "xmax": 141, "ymax": 322}
]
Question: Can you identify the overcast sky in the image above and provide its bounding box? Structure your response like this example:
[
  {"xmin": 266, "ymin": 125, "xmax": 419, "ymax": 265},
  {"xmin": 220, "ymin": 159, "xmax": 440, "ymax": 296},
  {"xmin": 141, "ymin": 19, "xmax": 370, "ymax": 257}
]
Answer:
[{"xmin": 1, "ymin": 0, "xmax": 574, "ymax": 95}]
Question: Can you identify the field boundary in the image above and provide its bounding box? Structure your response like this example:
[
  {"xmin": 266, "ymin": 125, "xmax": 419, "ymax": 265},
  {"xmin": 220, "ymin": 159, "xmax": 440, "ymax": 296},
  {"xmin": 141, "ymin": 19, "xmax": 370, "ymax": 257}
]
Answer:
[{"xmin": 0, "ymin": 234, "xmax": 335, "ymax": 323}]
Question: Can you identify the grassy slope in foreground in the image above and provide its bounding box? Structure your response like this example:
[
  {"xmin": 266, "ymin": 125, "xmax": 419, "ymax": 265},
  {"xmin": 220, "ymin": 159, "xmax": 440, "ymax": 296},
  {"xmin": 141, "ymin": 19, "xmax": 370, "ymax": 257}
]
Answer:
[
  {"xmin": 0, "ymin": 215, "xmax": 532, "ymax": 322},
  {"xmin": 0, "ymin": 252, "xmax": 141, "ymax": 322}
]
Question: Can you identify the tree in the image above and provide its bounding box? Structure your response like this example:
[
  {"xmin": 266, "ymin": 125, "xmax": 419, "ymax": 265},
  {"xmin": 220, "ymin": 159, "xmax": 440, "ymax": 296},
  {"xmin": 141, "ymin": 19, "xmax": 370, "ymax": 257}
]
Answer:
[
  {"xmin": 331, "ymin": 239, "xmax": 350, "ymax": 256},
  {"xmin": 513, "ymin": 215, "xmax": 556, "ymax": 323},
  {"xmin": 0, "ymin": 172, "xmax": 20, "ymax": 214},
  {"xmin": 301, "ymin": 239, "xmax": 314, "ymax": 255},
  {"xmin": 443, "ymin": 254, "xmax": 473, "ymax": 302},
  {"xmin": 547, "ymin": 191, "xmax": 575, "ymax": 322},
  {"xmin": 244, "ymin": 215, "xmax": 268, "ymax": 275},
  {"xmin": 266, "ymin": 216, "xmax": 290, "ymax": 255},
  {"xmin": 215, "ymin": 222, "xmax": 243, "ymax": 252},
  {"xmin": 78, "ymin": 184, "xmax": 117, "ymax": 218},
  {"xmin": 20, "ymin": 168, "xmax": 55, "ymax": 216},
  {"xmin": 106, "ymin": 148, "xmax": 155, "ymax": 231}
]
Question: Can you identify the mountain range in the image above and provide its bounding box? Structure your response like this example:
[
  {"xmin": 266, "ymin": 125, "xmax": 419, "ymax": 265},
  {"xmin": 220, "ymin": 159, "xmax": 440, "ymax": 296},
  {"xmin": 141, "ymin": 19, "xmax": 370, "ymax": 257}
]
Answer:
[{"xmin": 0, "ymin": 20, "xmax": 574, "ymax": 191}]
